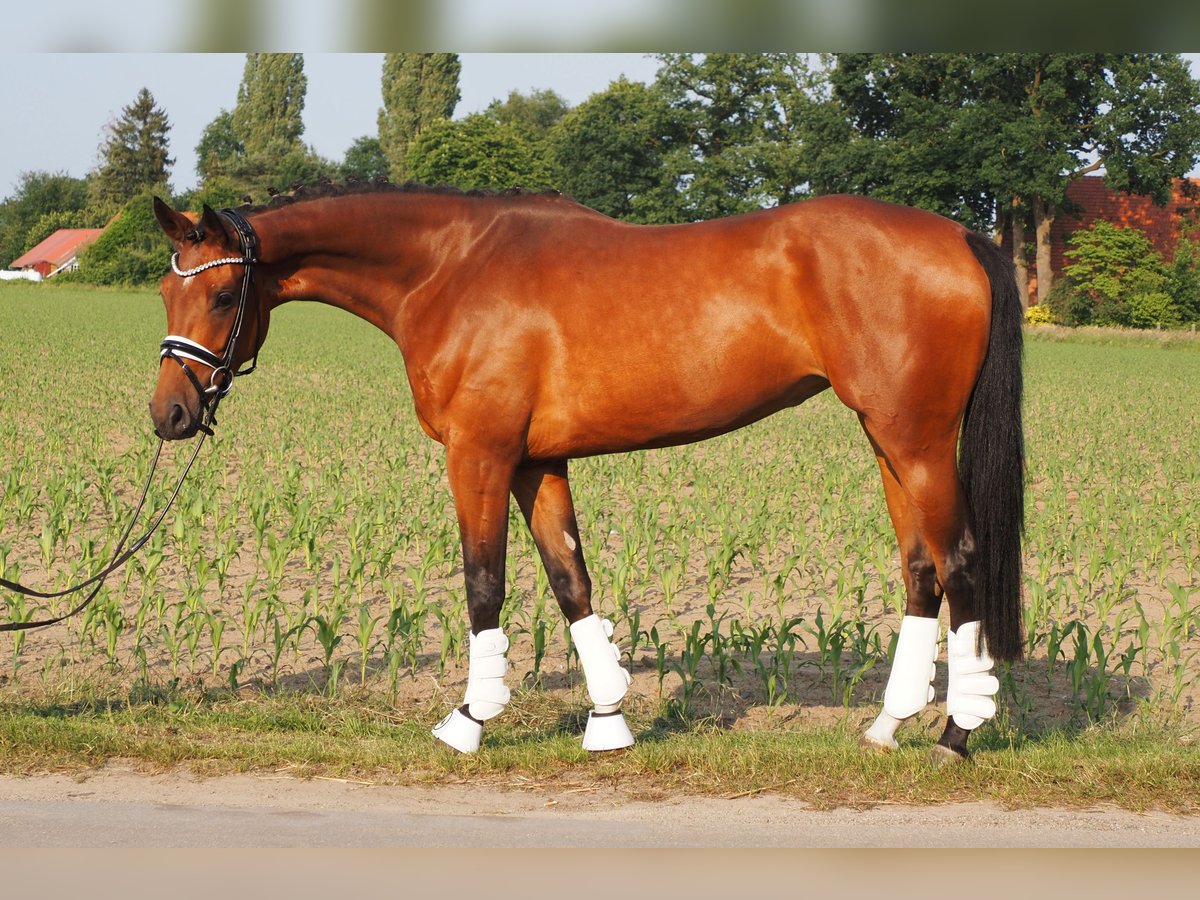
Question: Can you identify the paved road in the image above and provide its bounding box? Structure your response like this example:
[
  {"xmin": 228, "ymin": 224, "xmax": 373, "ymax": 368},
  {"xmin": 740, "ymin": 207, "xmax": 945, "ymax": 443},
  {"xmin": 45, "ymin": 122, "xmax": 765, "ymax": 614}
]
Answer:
[{"xmin": 0, "ymin": 770, "xmax": 1196, "ymax": 848}]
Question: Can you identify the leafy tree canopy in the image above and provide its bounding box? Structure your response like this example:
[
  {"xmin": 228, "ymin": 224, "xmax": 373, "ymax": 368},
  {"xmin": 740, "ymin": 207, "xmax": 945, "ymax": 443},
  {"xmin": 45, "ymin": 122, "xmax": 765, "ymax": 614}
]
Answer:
[
  {"xmin": 405, "ymin": 115, "xmax": 552, "ymax": 192},
  {"xmin": 340, "ymin": 136, "xmax": 390, "ymax": 183},
  {"xmin": 195, "ymin": 109, "xmax": 242, "ymax": 180},
  {"xmin": 0, "ymin": 171, "xmax": 93, "ymax": 266},
  {"xmin": 810, "ymin": 53, "xmax": 1200, "ymax": 297},
  {"xmin": 655, "ymin": 52, "xmax": 817, "ymax": 221},
  {"xmin": 484, "ymin": 89, "xmax": 570, "ymax": 140},
  {"xmin": 547, "ymin": 78, "xmax": 683, "ymax": 223}
]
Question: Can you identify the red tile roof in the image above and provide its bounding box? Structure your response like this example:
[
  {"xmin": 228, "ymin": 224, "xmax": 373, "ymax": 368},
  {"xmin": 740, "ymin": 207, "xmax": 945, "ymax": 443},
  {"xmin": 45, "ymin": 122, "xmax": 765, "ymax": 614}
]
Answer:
[{"xmin": 9, "ymin": 228, "xmax": 105, "ymax": 270}]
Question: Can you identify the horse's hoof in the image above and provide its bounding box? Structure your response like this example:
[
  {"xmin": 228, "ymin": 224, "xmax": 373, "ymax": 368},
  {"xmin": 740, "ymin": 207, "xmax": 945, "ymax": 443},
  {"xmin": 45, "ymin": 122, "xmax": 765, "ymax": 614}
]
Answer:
[
  {"xmin": 862, "ymin": 710, "xmax": 902, "ymax": 752},
  {"xmin": 432, "ymin": 707, "xmax": 482, "ymax": 753},
  {"xmin": 930, "ymin": 743, "xmax": 970, "ymax": 767},
  {"xmin": 581, "ymin": 709, "xmax": 635, "ymax": 752},
  {"xmin": 860, "ymin": 733, "xmax": 896, "ymax": 753}
]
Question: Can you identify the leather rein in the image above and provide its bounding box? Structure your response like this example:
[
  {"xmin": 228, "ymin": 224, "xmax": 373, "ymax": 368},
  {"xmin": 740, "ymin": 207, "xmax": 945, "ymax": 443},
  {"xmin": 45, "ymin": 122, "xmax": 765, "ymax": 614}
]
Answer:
[{"xmin": 0, "ymin": 208, "xmax": 260, "ymax": 633}]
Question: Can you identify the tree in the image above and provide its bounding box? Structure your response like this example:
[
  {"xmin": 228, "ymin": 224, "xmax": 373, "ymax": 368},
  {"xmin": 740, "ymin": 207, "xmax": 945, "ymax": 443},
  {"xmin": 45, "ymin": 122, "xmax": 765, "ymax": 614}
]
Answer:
[
  {"xmin": 340, "ymin": 136, "xmax": 390, "ymax": 182},
  {"xmin": 654, "ymin": 53, "xmax": 817, "ymax": 221},
  {"xmin": 484, "ymin": 89, "xmax": 570, "ymax": 140},
  {"xmin": 1164, "ymin": 235, "xmax": 1200, "ymax": 324},
  {"xmin": 0, "ymin": 171, "xmax": 92, "ymax": 267},
  {"xmin": 231, "ymin": 53, "xmax": 307, "ymax": 158},
  {"xmin": 378, "ymin": 53, "xmax": 461, "ymax": 182},
  {"xmin": 195, "ymin": 109, "xmax": 242, "ymax": 180},
  {"xmin": 1054, "ymin": 221, "xmax": 1177, "ymax": 326},
  {"xmin": 222, "ymin": 144, "xmax": 337, "ymax": 201},
  {"xmin": 547, "ymin": 78, "xmax": 683, "ymax": 222},
  {"xmin": 813, "ymin": 54, "xmax": 1200, "ymax": 303},
  {"xmin": 192, "ymin": 54, "xmax": 325, "ymax": 204},
  {"xmin": 90, "ymin": 87, "xmax": 174, "ymax": 214},
  {"xmin": 405, "ymin": 116, "xmax": 552, "ymax": 192},
  {"xmin": 809, "ymin": 54, "xmax": 994, "ymax": 230}
]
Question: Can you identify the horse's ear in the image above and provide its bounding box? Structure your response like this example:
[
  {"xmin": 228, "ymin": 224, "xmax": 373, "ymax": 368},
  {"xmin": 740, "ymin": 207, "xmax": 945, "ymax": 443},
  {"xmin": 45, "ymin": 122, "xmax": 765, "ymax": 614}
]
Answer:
[
  {"xmin": 153, "ymin": 197, "xmax": 192, "ymax": 244},
  {"xmin": 199, "ymin": 204, "xmax": 238, "ymax": 249}
]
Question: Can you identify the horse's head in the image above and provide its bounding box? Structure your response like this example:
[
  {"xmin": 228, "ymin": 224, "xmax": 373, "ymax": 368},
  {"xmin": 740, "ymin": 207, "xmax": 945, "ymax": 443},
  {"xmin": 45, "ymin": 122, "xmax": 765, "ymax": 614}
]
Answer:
[{"xmin": 150, "ymin": 198, "xmax": 270, "ymax": 440}]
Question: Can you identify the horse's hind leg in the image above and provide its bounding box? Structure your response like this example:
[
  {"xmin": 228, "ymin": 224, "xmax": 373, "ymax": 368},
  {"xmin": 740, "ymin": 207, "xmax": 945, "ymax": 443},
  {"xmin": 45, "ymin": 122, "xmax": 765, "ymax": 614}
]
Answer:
[
  {"xmin": 512, "ymin": 460, "xmax": 634, "ymax": 751},
  {"xmin": 859, "ymin": 417, "xmax": 999, "ymax": 763},
  {"xmin": 861, "ymin": 428, "xmax": 943, "ymax": 751}
]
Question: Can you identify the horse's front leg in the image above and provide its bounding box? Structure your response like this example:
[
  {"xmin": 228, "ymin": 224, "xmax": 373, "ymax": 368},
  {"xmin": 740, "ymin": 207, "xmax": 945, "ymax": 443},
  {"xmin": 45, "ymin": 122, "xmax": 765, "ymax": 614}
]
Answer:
[
  {"xmin": 431, "ymin": 444, "xmax": 520, "ymax": 754},
  {"xmin": 512, "ymin": 460, "xmax": 633, "ymax": 752}
]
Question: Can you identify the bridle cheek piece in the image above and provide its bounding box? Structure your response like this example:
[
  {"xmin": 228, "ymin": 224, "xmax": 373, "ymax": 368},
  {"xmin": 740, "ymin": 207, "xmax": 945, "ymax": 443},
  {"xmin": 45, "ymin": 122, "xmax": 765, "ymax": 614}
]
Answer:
[{"xmin": 159, "ymin": 208, "xmax": 261, "ymax": 435}]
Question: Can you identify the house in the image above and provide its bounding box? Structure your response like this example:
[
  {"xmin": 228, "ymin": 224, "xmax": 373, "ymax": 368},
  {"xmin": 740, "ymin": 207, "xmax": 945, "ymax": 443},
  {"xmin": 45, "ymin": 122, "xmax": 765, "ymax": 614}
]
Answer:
[
  {"xmin": 1004, "ymin": 175, "xmax": 1200, "ymax": 303},
  {"xmin": 7, "ymin": 227, "xmax": 105, "ymax": 279}
]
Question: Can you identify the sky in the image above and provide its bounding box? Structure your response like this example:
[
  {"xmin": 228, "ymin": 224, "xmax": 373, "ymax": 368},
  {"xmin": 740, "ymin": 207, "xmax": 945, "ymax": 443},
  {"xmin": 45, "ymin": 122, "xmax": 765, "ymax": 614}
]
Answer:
[
  {"xmin": 0, "ymin": 53, "xmax": 663, "ymax": 197},
  {"xmin": 2, "ymin": 52, "xmax": 1198, "ymax": 200}
]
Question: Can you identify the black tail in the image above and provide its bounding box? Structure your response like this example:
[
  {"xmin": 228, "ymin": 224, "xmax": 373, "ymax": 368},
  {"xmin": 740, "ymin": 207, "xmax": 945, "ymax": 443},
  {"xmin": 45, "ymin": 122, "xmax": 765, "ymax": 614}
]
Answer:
[{"xmin": 959, "ymin": 232, "xmax": 1025, "ymax": 662}]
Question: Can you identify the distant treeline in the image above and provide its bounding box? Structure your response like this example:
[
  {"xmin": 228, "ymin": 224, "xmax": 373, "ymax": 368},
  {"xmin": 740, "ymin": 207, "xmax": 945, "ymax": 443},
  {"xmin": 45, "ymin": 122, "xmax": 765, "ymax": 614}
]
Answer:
[{"xmin": 3, "ymin": 53, "xmax": 1199, "ymax": 326}]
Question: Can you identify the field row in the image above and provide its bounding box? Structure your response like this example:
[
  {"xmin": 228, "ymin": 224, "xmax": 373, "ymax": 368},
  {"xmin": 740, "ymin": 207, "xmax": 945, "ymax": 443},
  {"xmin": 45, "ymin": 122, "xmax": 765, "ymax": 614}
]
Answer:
[{"xmin": 1, "ymin": 285, "xmax": 1197, "ymax": 735}]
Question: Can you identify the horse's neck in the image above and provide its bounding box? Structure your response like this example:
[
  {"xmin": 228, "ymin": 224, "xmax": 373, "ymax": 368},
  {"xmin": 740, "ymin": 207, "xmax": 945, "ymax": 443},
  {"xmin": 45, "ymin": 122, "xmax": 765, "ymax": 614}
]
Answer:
[{"xmin": 257, "ymin": 196, "xmax": 477, "ymax": 342}]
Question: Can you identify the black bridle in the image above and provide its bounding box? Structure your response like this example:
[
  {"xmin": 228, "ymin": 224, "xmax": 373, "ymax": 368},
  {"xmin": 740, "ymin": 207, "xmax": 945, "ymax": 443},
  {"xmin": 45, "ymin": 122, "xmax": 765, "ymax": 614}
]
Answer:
[
  {"xmin": 159, "ymin": 207, "xmax": 261, "ymax": 435},
  {"xmin": 0, "ymin": 209, "xmax": 260, "ymax": 633}
]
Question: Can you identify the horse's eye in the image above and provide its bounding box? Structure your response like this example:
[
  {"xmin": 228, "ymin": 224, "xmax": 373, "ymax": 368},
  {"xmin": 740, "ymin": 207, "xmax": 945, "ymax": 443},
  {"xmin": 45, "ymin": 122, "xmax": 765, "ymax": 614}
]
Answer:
[{"xmin": 214, "ymin": 291, "xmax": 235, "ymax": 309}]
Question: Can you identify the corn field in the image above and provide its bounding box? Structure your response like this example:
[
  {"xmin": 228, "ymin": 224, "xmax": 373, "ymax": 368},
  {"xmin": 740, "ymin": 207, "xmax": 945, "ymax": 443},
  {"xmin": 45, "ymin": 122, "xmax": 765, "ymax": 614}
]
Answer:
[{"xmin": 1, "ymin": 285, "xmax": 1197, "ymax": 734}]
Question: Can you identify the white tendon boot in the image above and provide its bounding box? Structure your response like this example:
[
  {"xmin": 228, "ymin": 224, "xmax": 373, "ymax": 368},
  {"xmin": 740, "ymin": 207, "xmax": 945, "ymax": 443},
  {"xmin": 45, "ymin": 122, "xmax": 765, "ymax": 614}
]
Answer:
[
  {"xmin": 946, "ymin": 621, "xmax": 999, "ymax": 730},
  {"xmin": 570, "ymin": 614, "xmax": 635, "ymax": 751},
  {"xmin": 431, "ymin": 628, "xmax": 511, "ymax": 753},
  {"xmin": 863, "ymin": 615, "xmax": 939, "ymax": 750}
]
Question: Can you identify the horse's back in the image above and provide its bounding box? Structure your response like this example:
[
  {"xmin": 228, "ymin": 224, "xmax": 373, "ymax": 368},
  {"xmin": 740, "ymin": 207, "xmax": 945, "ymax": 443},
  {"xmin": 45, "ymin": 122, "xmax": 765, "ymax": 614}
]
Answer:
[{"xmin": 430, "ymin": 194, "xmax": 995, "ymax": 459}]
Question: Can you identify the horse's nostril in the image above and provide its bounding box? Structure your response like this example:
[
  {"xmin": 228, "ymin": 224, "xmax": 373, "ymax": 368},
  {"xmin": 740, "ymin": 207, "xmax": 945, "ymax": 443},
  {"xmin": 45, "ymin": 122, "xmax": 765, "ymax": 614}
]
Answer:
[{"xmin": 168, "ymin": 408, "xmax": 186, "ymax": 439}]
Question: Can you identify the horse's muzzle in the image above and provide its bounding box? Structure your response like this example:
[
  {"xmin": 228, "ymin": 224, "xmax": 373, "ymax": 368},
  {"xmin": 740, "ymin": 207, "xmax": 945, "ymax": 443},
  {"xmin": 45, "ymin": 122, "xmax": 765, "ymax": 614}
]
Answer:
[{"xmin": 149, "ymin": 399, "xmax": 200, "ymax": 441}]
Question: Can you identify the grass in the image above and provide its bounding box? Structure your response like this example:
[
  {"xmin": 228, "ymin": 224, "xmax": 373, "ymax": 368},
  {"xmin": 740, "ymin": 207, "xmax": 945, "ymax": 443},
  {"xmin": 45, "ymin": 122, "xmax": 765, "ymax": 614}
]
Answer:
[
  {"xmin": 1024, "ymin": 321, "xmax": 1200, "ymax": 351},
  {"xmin": 1, "ymin": 686, "xmax": 1196, "ymax": 812},
  {"xmin": 2, "ymin": 281, "xmax": 1199, "ymax": 809}
]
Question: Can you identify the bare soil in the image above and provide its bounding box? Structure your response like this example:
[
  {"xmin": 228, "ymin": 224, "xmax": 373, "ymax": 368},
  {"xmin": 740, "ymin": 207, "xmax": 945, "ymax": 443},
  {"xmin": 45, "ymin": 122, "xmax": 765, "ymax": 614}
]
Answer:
[{"xmin": 2, "ymin": 765, "xmax": 1198, "ymax": 847}]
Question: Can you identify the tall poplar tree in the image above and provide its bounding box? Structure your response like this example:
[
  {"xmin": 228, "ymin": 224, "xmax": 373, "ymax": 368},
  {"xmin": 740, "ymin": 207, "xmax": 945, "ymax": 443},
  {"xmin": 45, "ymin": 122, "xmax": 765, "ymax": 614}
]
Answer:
[
  {"xmin": 378, "ymin": 53, "xmax": 461, "ymax": 181},
  {"xmin": 231, "ymin": 53, "xmax": 307, "ymax": 158},
  {"xmin": 91, "ymin": 87, "xmax": 174, "ymax": 211},
  {"xmin": 193, "ymin": 52, "xmax": 333, "ymax": 203}
]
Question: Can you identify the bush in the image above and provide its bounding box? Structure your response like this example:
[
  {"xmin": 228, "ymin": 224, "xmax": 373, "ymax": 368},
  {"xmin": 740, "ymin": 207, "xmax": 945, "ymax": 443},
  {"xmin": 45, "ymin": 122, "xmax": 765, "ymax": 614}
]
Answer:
[
  {"xmin": 1024, "ymin": 303, "xmax": 1056, "ymax": 326},
  {"xmin": 1128, "ymin": 290, "xmax": 1182, "ymax": 328},
  {"xmin": 1061, "ymin": 220, "xmax": 1191, "ymax": 328},
  {"xmin": 406, "ymin": 116, "xmax": 554, "ymax": 192},
  {"xmin": 1164, "ymin": 237, "xmax": 1200, "ymax": 324},
  {"xmin": 1043, "ymin": 276, "xmax": 1092, "ymax": 326},
  {"xmin": 76, "ymin": 189, "xmax": 171, "ymax": 286}
]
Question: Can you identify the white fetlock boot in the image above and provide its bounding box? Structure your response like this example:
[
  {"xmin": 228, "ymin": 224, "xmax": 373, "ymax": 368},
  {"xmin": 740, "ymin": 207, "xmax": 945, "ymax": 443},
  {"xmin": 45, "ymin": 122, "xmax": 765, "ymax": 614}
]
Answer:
[
  {"xmin": 946, "ymin": 621, "xmax": 999, "ymax": 731},
  {"xmin": 432, "ymin": 628, "xmax": 511, "ymax": 753},
  {"xmin": 864, "ymin": 615, "xmax": 939, "ymax": 750},
  {"xmin": 570, "ymin": 614, "xmax": 635, "ymax": 752}
]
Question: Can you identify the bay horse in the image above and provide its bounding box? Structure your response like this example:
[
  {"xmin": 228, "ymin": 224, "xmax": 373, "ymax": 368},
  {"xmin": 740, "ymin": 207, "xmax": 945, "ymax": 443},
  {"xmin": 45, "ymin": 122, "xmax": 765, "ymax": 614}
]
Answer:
[{"xmin": 150, "ymin": 183, "xmax": 1024, "ymax": 763}]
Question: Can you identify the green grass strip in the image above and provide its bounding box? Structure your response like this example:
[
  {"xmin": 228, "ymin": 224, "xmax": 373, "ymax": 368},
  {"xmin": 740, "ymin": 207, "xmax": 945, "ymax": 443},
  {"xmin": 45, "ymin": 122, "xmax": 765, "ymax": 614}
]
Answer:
[{"xmin": 1, "ymin": 693, "xmax": 1196, "ymax": 812}]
